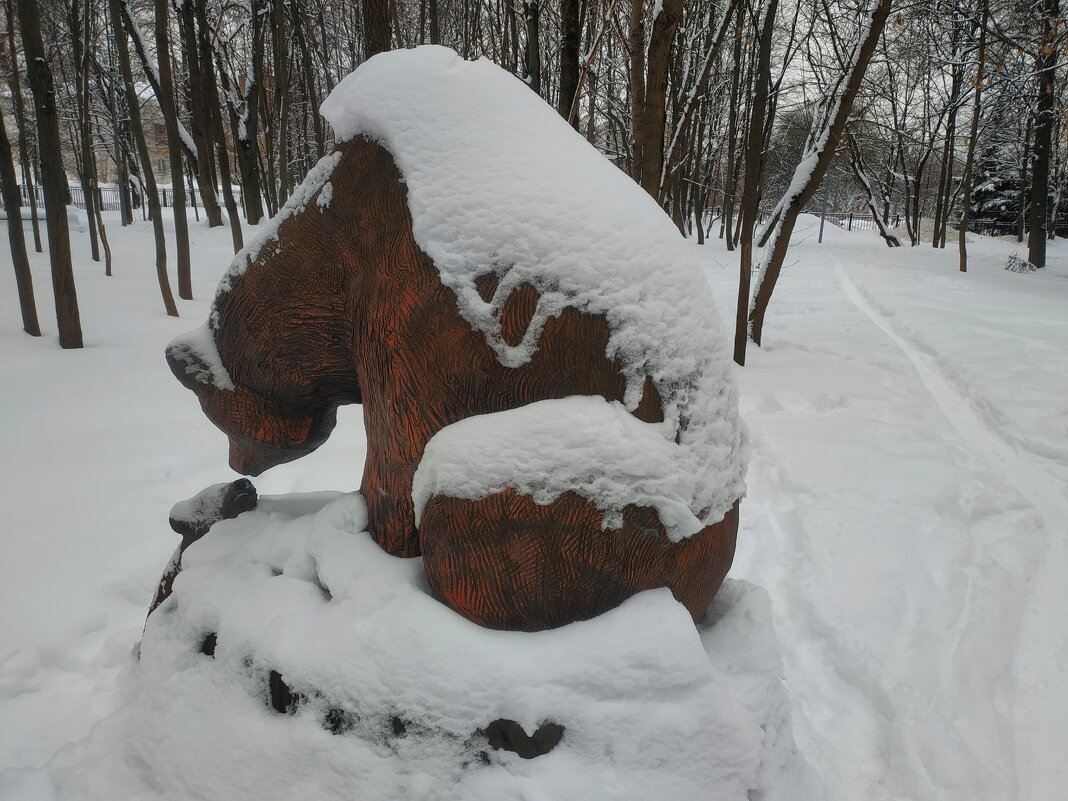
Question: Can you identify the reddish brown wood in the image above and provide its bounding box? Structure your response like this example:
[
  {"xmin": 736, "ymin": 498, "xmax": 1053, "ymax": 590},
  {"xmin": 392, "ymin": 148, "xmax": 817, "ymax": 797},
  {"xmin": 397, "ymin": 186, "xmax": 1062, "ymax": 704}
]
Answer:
[
  {"xmin": 421, "ymin": 490, "xmax": 738, "ymax": 630},
  {"xmin": 168, "ymin": 136, "xmax": 739, "ymax": 630}
]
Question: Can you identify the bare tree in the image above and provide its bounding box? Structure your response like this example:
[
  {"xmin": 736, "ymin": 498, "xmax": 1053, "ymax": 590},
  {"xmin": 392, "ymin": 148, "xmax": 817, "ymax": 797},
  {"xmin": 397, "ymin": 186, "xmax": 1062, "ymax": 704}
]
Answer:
[
  {"xmin": 557, "ymin": 0, "xmax": 580, "ymax": 125},
  {"xmin": 0, "ymin": 92, "xmax": 40, "ymax": 335},
  {"xmin": 847, "ymin": 128, "xmax": 901, "ymax": 246},
  {"xmin": 16, "ymin": 0, "xmax": 83, "ymax": 348},
  {"xmin": 632, "ymin": 0, "xmax": 684, "ymax": 198},
  {"xmin": 733, "ymin": 0, "xmax": 777, "ymax": 366},
  {"xmin": 4, "ymin": 0, "xmax": 41, "ymax": 252},
  {"xmin": 153, "ymin": 0, "xmax": 193, "ymax": 298},
  {"xmin": 749, "ymin": 0, "xmax": 893, "ymax": 347},
  {"xmin": 1026, "ymin": 0, "xmax": 1062, "ymax": 268},
  {"xmin": 365, "ymin": 0, "xmax": 392, "ymax": 56},
  {"xmin": 178, "ymin": 0, "xmax": 225, "ymax": 228},
  {"xmin": 957, "ymin": 0, "xmax": 988, "ymax": 272},
  {"xmin": 109, "ymin": 0, "xmax": 179, "ymax": 316}
]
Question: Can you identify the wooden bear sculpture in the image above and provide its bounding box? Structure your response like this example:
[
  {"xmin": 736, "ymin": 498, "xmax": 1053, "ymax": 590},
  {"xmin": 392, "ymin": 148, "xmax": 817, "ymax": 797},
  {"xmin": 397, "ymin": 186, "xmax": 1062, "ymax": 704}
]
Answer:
[{"xmin": 165, "ymin": 47, "xmax": 746, "ymax": 631}]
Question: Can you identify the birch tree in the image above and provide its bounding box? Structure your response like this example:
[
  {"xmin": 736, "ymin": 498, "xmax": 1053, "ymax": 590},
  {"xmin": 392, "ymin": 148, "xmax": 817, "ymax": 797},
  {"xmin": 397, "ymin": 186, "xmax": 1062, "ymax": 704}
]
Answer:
[{"xmin": 748, "ymin": 0, "xmax": 893, "ymax": 347}]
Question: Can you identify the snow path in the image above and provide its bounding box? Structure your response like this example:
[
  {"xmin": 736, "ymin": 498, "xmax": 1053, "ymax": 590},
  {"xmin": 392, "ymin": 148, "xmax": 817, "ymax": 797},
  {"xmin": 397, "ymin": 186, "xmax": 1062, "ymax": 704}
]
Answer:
[
  {"xmin": 702, "ymin": 221, "xmax": 1067, "ymax": 800},
  {"xmin": 833, "ymin": 258, "xmax": 1068, "ymax": 801}
]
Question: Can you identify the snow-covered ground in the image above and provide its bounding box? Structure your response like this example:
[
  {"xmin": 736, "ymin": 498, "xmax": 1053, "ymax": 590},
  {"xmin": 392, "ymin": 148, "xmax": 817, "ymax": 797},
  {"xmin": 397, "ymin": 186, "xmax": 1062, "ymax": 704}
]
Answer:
[
  {"xmin": 1, "ymin": 210, "xmax": 1065, "ymax": 799},
  {"xmin": 703, "ymin": 218, "xmax": 1068, "ymax": 800}
]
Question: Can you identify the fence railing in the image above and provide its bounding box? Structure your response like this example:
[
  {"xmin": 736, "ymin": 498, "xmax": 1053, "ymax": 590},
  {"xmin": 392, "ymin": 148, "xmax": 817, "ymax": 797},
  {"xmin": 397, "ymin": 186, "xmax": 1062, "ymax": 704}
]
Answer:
[
  {"xmin": 818, "ymin": 212, "xmax": 903, "ymax": 232},
  {"xmin": 955, "ymin": 216, "xmax": 1068, "ymax": 238}
]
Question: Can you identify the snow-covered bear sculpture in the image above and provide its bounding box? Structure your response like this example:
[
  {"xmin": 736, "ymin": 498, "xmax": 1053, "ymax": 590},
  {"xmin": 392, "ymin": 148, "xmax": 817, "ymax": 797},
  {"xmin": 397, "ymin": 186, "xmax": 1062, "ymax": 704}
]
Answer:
[{"xmin": 165, "ymin": 46, "xmax": 747, "ymax": 631}]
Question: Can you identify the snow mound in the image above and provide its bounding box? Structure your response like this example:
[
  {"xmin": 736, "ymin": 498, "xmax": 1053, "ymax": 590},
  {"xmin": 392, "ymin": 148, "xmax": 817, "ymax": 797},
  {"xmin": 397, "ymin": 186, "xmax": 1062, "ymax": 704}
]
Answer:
[
  {"xmin": 413, "ymin": 396, "xmax": 713, "ymax": 540},
  {"xmin": 316, "ymin": 45, "xmax": 746, "ymax": 526},
  {"xmin": 53, "ymin": 493, "xmax": 812, "ymax": 801}
]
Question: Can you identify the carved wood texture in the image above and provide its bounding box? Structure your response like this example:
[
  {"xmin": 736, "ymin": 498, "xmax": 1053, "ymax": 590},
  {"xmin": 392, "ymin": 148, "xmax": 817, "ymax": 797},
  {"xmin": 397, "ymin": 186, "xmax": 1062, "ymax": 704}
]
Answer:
[{"xmin": 170, "ymin": 137, "xmax": 738, "ymax": 630}]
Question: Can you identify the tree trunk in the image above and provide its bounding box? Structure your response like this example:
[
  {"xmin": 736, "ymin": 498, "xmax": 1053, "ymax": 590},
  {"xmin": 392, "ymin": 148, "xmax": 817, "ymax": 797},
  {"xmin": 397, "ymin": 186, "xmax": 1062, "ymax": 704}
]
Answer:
[
  {"xmin": 118, "ymin": 0, "xmax": 199, "ymax": 169},
  {"xmin": 195, "ymin": 0, "xmax": 243, "ymax": 251},
  {"xmin": 154, "ymin": 0, "xmax": 193, "ymax": 299},
  {"xmin": 932, "ymin": 21, "xmax": 962, "ymax": 249},
  {"xmin": 290, "ymin": 2, "xmax": 325, "ymax": 160},
  {"xmin": 633, "ymin": 0, "xmax": 683, "ymax": 199},
  {"xmin": 269, "ymin": 0, "xmax": 290, "ymax": 201},
  {"xmin": 4, "ymin": 0, "xmax": 41, "ymax": 252},
  {"xmin": 0, "ymin": 99, "xmax": 41, "ymax": 335},
  {"xmin": 364, "ymin": 0, "xmax": 392, "ymax": 56},
  {"xmin": 103, "ymin": 22, "xmax": 133, "ymax": 227},
  {"xmin": 215, "ymin": 0, "xmax": 265, "ymax": 224},
  {"xmin": 92, "ymin": 162, "xmax": 114, "ymax": 277},
  {"xmin": 178, "ymin": 0, "xmax": 224, "ymax": 228},
  {"xmin": 1027, "ymin": 0, "xmax": 1060, "ymax": 268},
  {"xmin": 957, "ymin": 2, "xmax": 987, "ymax": 273},
  {"xmin": 1019, "ymin": 115, "xmax": 1031, "ymax": 243},
  {"xmin": 628, "ymin": 0, "xmax": 645, "ymax": 173},
  {"xmin": 558, "ymin": 0, "xmax": 580, "ymax": 126},
  {"xmin": 523, "ymin": 1, "xmax": 541, "ymax": 94},
  {"xmin": 110, "ymin": 0, "xmax": 179, "ymax": 317},
  {"xmin": 749, "ymin": 0, "xmax": 892, "ymax": 346},
  {"xmin": 204, "ymin": 70, "xmax": 243, "ymax": 251},
  {"xmin": 734, "ymin": 0, "xmax": 777, "ymax": 366},
  {"xmin": 16, "ymin": 0, "xmax": 83, "ymax": 348},
  {"xmin": 847, "ymin": 131, "xmax": 901, "ymax": 247},
  {"xmin": 70, "ymin": 0, "xmax": 101, "ymax": 264},
  {"xmin": 720, "ymin": 13, "xmax": 743, "ymax": 251}
]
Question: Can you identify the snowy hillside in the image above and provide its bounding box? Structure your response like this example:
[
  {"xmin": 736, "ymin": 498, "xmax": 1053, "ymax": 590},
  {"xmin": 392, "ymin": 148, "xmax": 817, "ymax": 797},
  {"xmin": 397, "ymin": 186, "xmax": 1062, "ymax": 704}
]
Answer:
[{"xmin": 1, "ymin": 211, "xmax": 1066, "ymax": 800}]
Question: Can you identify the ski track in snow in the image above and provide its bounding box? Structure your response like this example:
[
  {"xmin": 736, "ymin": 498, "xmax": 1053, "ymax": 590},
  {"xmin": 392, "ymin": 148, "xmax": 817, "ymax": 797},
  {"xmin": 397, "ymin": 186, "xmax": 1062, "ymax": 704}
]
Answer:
[{"xmin": 834, "ymin": 257, "xmax": 1068, "ymax": 801}]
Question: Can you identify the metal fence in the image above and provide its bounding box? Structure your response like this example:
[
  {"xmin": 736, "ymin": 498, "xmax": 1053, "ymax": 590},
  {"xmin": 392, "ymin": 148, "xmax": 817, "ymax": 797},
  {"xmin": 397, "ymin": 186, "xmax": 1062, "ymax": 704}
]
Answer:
[
  {"xmin": 956, "ymin": 216, "xmax": 1068, "ymax": 238},
  {"xmin": 815, "ymin": 212, "xmax": 1068, "ymax": 237},
  {"xmin": 819, "ymin": 212, "xmax": 903, "ymax": 232}
]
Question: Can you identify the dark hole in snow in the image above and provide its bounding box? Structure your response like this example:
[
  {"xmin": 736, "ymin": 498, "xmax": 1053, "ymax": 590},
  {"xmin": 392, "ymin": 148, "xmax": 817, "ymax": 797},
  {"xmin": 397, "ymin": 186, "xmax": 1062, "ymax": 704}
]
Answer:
[
  {"xmin": 634, "ymin": 376, "xmax": 665, "ymax": 424},
  {"xmin": 474, "ymin": 272, "xmax": 499, "ymax": 303},
  {"xmin": 391, "ymin": 715, "xmax": 407, "ymax": 737},
  {"xmin": 270, "ymin": 567, "xmax": 283, "ymax": 577},
  {"xmin": 499, "ymin": 283, "xmax": 538, "ymax": 347},
  {"xmin": 199, "ymin": 632, "xmax": 217, "ymax": 657},
  {"xmin": 478, "ymin": 719, "xmax": 564, "ymax": 759},
  {"xmin": 323, "ymin": 707, "xmax": 357, "ymax": 735},
  {"xmin": 267, "ymin": 670, "xmax": 302, "ymax": 714},
  {"xmin": 313, "ymin": 573, "xmax": 332, "ymax": 602}
]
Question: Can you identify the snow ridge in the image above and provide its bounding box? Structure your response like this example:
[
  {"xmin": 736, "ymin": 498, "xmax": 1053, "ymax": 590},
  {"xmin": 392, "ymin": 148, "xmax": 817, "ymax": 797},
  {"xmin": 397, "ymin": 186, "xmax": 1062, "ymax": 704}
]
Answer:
[{"xmin": 413, "ymin": 396, "xmax": 709, "ymax": 540}]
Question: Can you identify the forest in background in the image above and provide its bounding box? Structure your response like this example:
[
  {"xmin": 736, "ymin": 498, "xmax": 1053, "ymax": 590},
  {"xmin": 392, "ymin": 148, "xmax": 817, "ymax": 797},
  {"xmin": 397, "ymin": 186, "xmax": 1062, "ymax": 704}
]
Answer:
[{"xmin": 1, "ymin": 0, "xmax": 1065, "ymax": 362}]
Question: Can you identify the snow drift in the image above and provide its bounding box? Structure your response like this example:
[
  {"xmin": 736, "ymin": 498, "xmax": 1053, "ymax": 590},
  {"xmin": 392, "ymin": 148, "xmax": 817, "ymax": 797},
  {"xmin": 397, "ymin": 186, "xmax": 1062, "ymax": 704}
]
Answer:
[{"xmin": 45, "ymin": 493, "xmax": 813, "ymax": 801}]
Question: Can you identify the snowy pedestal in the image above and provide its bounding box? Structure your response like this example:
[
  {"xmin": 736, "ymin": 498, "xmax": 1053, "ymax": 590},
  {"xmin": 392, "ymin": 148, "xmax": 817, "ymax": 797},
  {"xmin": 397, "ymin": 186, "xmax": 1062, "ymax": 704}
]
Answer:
[{"xmin": 68, "ymin": 493, "xmax": 811, "ymax": 800}]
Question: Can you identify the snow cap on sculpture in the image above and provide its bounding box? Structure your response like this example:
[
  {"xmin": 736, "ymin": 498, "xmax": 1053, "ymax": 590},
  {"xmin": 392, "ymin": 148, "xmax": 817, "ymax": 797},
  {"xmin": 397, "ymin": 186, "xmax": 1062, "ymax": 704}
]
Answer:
[
  {"xmin": 321, "ymin": 45, "xmax": 748, "ymax": 526},
  {"xmin": 164, "ymin": 45, "xmax": 746, "ymax": 629}
]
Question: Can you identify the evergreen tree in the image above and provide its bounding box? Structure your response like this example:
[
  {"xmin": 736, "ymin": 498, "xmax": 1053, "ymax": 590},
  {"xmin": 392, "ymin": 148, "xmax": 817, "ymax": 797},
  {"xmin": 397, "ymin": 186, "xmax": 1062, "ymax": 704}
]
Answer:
[{"xmin": 968, "ymin": 146, "xmax": 1021, "ymax": 236}]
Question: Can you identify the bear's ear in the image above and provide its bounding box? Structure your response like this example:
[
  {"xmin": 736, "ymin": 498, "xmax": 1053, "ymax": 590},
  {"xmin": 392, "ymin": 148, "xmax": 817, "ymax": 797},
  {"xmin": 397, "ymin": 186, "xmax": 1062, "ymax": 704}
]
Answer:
[
  {"xmin": 165, "ymin": 326, "xmax": 234, "ymax": 394},
  {"xmin": 166, "ymin": 343, "xmax": 210, "ymax": 392}
]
